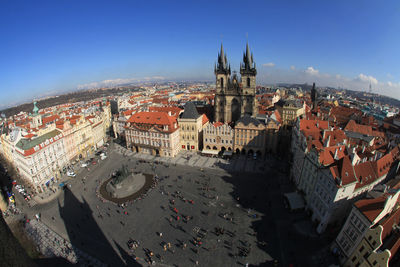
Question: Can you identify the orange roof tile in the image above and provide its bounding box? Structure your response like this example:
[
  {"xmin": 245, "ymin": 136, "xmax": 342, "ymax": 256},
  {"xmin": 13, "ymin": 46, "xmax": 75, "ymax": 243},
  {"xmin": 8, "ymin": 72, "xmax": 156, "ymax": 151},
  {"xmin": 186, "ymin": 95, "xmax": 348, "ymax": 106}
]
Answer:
[
  {"xmin": 213, "ymin": 122, "xmax": 224, "ymax": 127},
  {"xmin": 355, "ymin": 195, "xmax": 387, "ymax": 223},
  {"xmin": 202, "ymin": 114, "xmax": 209, "ymax": 125},
  {"xmin": 126, "ymin": 112, "xmax": 177, "ymax": 133}
]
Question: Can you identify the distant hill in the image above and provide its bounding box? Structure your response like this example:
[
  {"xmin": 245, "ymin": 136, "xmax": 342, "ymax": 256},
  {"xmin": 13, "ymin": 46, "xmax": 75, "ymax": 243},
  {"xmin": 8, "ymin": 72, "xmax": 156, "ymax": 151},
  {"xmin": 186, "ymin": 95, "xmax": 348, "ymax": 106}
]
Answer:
[
  {"xmin": 276, "ymin": 83, "xmax": 400, "ymax": 108},
  {"xmin": 1, "ymin": 87, "xmax": 144, "ymax": 117}
]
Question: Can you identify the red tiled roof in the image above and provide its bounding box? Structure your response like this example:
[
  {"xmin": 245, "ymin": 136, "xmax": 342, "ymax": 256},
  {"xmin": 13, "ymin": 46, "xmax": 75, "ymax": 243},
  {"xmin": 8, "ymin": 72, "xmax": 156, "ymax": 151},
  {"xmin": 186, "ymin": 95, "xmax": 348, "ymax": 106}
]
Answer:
[
  {"xmin": 330, "ymin": 156, "xmax": 357, "ymax": 186},
  {"xmin": 202, "ymin": 114, "xmax": 209, "ymax": 125},
  {"xmin": 381, "ymin": 207, "xmax": 400, "ymax": 241},
  {"xmin": 300, "ymin": 119, "xmax": 329, "ymax": 132},
  {"xmin": 213, "ymin": 122, "xmax": 224, "ymax": 127},
  {"xmin": 318, "ymin": 145, "xmax": 346, "ymax": 166},
  {"xmin": 354, "ymin": 161, "xmax": 379, "ymax": 189},
  {"xmin": 374, "ymin": 152, "xmax": 395, "ymax": 178},
  {"xmin": 42, "ymin": 115, "xmax": 60, "ymax": 125},
  {"xmin": 123, "ymin": 110, "xmax": 135, "ymax": 117},
  {"xmin": 148, "ymin": 106, "xmax": 183, "ymax": 118},
  {"xmin": 355, "ymin": 195, "xmax": 387, "ymax": 223},
  {"xmin": 126, "ymin": 112, "xmax": 177, "ymax": 133}
]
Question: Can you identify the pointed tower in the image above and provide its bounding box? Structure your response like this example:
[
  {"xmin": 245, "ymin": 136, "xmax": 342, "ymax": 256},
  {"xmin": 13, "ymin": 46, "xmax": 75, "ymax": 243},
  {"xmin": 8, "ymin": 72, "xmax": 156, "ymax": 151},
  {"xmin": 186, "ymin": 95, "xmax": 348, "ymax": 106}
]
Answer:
[
  {"xmin": 240, "ymin": 43, "xmax": 257, "ymax": 116},
  {"xmin": 214, "ymin": 43, "xmax": 231, "ymax": 93},
  {"xmin": 214, "ymin": 43, "xmax": 231, "ymax": 123},
  {"xmin": 31, "ymin": 101, "xmax": 42, "ymax": 128},
  {"xmin": 311, "ymin": 82, "xmax": 318, "ymax": 111}
]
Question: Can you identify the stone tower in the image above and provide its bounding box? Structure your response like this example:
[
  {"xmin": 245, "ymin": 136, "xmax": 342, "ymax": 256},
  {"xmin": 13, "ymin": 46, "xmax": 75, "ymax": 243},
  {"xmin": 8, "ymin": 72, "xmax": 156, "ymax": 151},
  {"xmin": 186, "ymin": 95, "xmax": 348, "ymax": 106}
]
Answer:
[
  {"xmin": 240, "ymin": 43, "xmax": 258, "ymax": 117},
  {"xmin": 311, "ymin": 82, "xmax": 318, "ymax": 111},
  {"xmin": 214, "ymin": 43, "xmax": 258, "ymax": 123},
  {"xmin": 31, "ymin": 101, "xmax": 42, "ymax": 128}
]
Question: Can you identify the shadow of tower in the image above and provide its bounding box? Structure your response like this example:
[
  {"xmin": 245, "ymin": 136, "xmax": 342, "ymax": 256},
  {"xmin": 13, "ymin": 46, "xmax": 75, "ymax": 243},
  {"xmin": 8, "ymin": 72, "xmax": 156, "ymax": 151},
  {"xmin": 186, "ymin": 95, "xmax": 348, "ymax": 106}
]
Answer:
[{"xmin": 58, "ymin": 187, "xmax": 140, "ymax": 266}]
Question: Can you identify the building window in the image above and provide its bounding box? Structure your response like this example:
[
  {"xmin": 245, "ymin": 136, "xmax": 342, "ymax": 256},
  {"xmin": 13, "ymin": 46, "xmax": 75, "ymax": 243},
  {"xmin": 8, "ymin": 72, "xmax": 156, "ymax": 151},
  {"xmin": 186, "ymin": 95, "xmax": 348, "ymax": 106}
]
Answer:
[{"xmin": 359, "ymin": 246, "xmax": 364, "ymax": 253}]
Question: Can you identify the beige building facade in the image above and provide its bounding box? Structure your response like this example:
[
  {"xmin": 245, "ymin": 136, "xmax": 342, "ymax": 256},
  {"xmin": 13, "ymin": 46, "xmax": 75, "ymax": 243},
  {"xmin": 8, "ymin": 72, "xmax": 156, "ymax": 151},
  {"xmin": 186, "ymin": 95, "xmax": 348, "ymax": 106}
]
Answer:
[
  {"xmin": 178, "ymin": 102, "xmax": 208, "ymax": 152},
  {"xmin": 203, "ymin": 122, "xmax": 234, "ymax": 152},
  {"xmin": 233, "ymin": 116, "xmax": 266, "ymax": 157},
  {"xmin": 125, "ymin": 112, "xmax": 180, "ymax": 157}
]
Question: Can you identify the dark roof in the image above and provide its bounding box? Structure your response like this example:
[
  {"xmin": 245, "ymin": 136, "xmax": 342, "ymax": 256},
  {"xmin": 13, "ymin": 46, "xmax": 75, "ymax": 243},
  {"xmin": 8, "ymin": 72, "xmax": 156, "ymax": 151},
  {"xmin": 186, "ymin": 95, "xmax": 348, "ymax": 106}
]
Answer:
[
  {"xmin": 180, "ymin": 102, "xmax": 200, "ymax": 119},
  {"xmin": 275, "ymin": 99, "xmax": 303, "ymax": 108},
  {"xmin": 16, "ymin": 129, "xmax": 61, "ymax": 151},
  {"xmin": 236, "ymin": 115, "xmax": 264, "ymax": 126}
]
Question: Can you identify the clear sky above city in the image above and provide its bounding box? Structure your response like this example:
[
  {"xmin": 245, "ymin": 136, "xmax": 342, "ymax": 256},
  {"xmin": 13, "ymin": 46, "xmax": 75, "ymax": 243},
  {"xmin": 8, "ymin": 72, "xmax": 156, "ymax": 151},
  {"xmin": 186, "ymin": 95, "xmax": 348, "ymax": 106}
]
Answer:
[{"xmin": 1, "ymin": 0, "xmax": 400, "ymax": 108}]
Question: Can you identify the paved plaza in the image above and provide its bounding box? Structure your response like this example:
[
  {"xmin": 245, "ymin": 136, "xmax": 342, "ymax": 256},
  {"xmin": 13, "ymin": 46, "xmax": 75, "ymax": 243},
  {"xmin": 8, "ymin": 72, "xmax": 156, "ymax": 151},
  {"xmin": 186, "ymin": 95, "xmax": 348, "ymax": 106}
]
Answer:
[{"xmin": 15, "ymin": 142, "xmax": 335, "ymax": 266}]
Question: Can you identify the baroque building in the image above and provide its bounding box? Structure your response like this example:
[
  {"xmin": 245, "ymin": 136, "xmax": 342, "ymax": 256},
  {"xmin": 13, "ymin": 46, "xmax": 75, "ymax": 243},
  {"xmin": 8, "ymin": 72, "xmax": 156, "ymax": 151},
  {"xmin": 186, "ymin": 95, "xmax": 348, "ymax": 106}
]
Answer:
[
  {"xmin": 178, "ymin": 101, "xmax": 209, "ymax": 152},
  {"xmin": 214, "ymin": 43, "xmax": 258, "ymax": 123},
  {"xmin": 125, "ymin": 111, "xmax": 180, "ymax": 157}
]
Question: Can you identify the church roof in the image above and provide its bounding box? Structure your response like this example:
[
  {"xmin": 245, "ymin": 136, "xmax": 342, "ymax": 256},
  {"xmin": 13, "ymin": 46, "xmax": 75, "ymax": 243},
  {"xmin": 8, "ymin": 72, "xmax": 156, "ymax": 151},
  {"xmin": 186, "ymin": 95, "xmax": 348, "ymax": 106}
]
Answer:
[
  {"xmin": 236, "ymin": 115, "xmax": 263, "ymax": 126},
  {"xmin": 180, "ymin": 101, "xmax": 200, "ymax": 119}
]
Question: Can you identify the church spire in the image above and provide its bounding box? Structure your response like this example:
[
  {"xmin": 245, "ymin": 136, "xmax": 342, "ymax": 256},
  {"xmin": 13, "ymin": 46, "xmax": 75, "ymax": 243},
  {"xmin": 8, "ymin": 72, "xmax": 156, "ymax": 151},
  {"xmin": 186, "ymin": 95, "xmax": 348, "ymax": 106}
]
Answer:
[
  {"xmin": 240, "ymin": 42, "xmax": 256, "ymax": 75},
  {"xmin": 215, "ymin": 43, "xmax": 230, "ymax": 75}
]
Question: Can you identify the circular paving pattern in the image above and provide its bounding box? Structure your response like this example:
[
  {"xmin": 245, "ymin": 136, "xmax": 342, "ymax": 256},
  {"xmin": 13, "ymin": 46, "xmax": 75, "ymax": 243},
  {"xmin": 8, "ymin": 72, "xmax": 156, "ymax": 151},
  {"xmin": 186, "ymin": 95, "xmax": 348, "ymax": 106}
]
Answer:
[{"xmin": 99, "ymin": 172, "xmax": 154, "ymax": 204}]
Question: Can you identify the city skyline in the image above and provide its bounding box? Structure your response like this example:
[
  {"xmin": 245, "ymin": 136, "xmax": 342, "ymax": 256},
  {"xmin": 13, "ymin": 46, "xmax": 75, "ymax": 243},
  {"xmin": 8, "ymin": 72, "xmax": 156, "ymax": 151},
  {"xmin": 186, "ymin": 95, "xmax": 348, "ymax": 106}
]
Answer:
[{"xmin": 1, "ymin": 0, "xmax": 400, "ymax": 108}]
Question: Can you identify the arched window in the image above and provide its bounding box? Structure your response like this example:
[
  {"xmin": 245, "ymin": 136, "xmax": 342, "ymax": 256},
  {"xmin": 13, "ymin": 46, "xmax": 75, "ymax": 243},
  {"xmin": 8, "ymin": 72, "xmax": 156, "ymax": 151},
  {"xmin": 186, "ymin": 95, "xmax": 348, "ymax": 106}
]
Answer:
[
  {"xmin": 221, "ymin": 77, "xmax": 224, "ymax": 89},
  {"xmin": 247, "ymin": 77, "xmax": 250, "ymax": 87}
]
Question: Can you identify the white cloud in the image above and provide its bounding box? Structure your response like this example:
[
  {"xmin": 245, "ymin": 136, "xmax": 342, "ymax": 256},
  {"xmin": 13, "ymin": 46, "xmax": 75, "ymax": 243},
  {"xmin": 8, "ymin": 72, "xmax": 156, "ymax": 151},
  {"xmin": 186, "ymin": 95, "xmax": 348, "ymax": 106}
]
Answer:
[
  {"xmin": 305, "ymin": 66, "xmax": 319, "ymax": 76},
  {"xmin": 262, "ymin": 62, "xmax": 275, "ymax": 67},
  {"xmin": 290, "ymin": 65, "xmax": 296, "ymax": 70},
  {"xmin": 357, "ymin": 73, "xmax": 378, "ymax": 85},
  {"xmin": 257, "ymin": 66, "xmax": 400, "ymax": 100}
]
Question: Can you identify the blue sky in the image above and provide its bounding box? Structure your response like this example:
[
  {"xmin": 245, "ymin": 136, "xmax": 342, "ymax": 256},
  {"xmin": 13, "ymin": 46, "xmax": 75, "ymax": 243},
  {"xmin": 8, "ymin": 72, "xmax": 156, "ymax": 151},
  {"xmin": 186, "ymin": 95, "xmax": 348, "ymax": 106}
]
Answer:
[{"xmin": 1, "ymin": 0, "xmax": 400, "ymax": 108}]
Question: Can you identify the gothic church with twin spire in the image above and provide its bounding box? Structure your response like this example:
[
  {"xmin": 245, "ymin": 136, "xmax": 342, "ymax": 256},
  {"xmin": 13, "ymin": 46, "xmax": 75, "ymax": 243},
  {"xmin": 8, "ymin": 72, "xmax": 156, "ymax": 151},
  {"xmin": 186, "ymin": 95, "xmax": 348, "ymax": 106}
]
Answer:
[{"xmin": 214, "ymin": 43, "xmax": 258, "ymax": 123}]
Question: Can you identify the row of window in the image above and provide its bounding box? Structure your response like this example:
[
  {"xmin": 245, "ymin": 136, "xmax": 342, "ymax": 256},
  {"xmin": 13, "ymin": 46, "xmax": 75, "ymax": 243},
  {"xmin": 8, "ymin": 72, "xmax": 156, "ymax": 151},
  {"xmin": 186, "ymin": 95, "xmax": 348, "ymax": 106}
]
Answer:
[
  {"xmin": 350, "ymin": 213, "xmax": 367, "ymax": 233},
  {"xmin": 205, "ymin": 138, "xmax": 232, "ymax": 144},
  {"xmin": 183, "ymin": 135, "xmax": 195, "ymax": 141},
  {"xmin": 130, "ymin": 137, "xmax": 170, "ymax": 148},
  {"xmin": 181, "ymin": 125, "xmax": 195, "ymax": 131},
  {"xmin": 205, "ymin": 128, "xmax": 232, "ymax": 135},
  {"xmin": 130, "ymin": 130, "xmax": 168, "ymax": 139}
]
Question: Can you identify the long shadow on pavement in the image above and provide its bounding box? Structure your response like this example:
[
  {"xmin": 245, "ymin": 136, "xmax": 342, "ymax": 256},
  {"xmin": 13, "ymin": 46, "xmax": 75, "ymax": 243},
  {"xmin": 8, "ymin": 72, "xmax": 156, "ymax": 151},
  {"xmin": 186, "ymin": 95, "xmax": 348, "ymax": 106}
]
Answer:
[{"xmin": 58, "ymin": 187, "xmax": 140, "ymax": 266}]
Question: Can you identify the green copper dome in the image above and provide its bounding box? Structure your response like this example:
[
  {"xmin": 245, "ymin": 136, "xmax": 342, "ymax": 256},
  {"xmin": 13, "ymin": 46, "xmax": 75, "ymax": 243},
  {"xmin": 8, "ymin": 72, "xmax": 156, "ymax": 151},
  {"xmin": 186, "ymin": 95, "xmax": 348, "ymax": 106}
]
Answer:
[{"xmin": 32, "ymin": 101, "xmax": 39, "ymax": 114}]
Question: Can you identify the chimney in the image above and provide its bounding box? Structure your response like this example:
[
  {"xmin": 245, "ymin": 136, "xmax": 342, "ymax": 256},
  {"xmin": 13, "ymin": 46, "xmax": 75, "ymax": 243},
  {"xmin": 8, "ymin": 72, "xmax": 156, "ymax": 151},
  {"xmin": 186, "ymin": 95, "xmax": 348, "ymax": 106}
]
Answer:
[
  {"xmin": 362, "ymin": 145, "xmax": 366, "ymax": 153},
  {"xmin": 324, "ymin": 135, "xmax": 331, "ymax": 147},
  {"xmin": 351, "ymin": 152, "xmax": 359, "ymax": 166},
  {"xmin": 168, "ymin": 111, "xmax": 172, "ymax": 116},
  {"xmin": 334, "ymin": 148, "xmax": 339, "ymax": 160}
]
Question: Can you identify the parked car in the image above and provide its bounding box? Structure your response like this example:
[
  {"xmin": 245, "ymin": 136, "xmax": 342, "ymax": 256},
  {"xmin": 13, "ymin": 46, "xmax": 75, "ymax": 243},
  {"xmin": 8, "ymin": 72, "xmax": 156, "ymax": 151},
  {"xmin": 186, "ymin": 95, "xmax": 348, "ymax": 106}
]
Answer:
[
  {"xmin": 91, "ymin": 160, "xmax": 97, "ymax": 165},
  {"xmin": 81, "ymin": 162, "xmax": 88, "ymax": 168}
]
